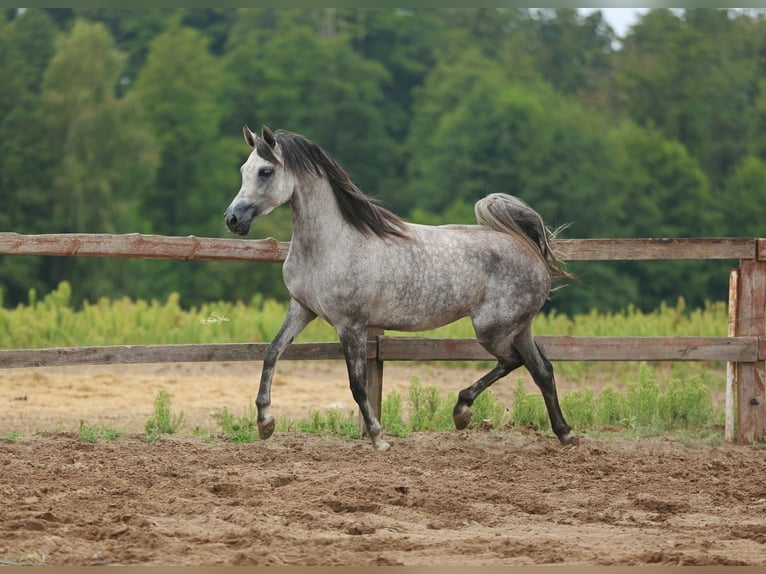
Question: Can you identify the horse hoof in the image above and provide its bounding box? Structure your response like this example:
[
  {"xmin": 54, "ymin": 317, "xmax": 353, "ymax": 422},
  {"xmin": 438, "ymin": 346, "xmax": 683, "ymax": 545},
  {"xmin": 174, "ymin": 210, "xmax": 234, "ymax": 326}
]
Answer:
[
  {"xmin": 560, "ymin": 433, "xmax": 579, "ymax": 446},
  {"xmin": 372, "ymin": 439, "xmax": 391, "ymax": 451},
  {"xmin": 453, "ymin": 404, "xmax": 472, "ymax": 430},
  {"xmin": 258, "ymin": 416, "xmax": 275, "ymax": 440}
]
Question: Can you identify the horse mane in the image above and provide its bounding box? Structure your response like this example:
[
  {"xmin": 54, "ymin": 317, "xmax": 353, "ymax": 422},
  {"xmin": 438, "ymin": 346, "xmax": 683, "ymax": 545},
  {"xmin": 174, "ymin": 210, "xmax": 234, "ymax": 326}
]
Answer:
[{"xmin": 256, "ymin": 131, "xmax": 408, "ymax": 239}]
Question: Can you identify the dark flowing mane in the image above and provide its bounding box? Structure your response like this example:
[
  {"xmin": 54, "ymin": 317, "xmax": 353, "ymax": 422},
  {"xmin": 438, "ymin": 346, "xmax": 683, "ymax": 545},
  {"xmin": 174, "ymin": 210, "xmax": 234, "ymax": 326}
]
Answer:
[{"xmin": 256, "ymin": 131, "xmax": 407, "ymax": 239}]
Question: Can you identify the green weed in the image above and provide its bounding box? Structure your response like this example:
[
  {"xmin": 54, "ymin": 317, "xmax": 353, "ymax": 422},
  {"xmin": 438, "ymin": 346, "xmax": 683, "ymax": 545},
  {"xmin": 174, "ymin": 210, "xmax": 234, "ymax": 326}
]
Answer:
[
  {"xmin": 471, "ymin": 389, "xmax": 507, "ymax": 429},
  {"xmin": 212, "ymin": 404, "xmax": 260, "ymax": 443},
  {"xmin": 144, "ymin": 389, "xmax": 185, "ymax": 440},
  {"xmin": 77, "ymin": 422, "xmax": 120, "ymax": 443},
  {"xmin": 561, "ymin": 388, "xmax": 596, "ymax": 430},
  {"xmin": 3, "ymin": 430, "xmax": 22, "ymax": 443},
  {"xmin": 407, "ymin": 377, "xmax": 455, "ymax": 431},
  {"xmin": 295, "ymin": 407, "xmax": 358, "ymax": 438},
  {"xmin": 625, "ymin": 363, "xmax": 661, "ymax": 430},
  {"xmin": 381, "ymin": 390, "xmax": 409, "ymax": 437},
  {"xmin": 510, "ymin": 379, "xmax": 549, "ymax": 431},
  {"xmin": 658, "ymin": 375, "xmax": 715, "ymax": 429},
  {"xmin": 594, "ymin": 384, "xmax": 627, "ymax": 427}
]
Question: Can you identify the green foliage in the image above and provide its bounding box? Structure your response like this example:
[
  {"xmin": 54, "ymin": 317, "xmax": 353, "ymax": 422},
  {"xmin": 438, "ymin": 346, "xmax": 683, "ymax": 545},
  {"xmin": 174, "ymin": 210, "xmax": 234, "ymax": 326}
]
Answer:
[
  {"xmin": 407, "ymin": 377, "xmax": 455, "ymax": 431},
  {"xmin": 78, "ymin": 421, "xmax": 120, "ymax": 443},
  {"xmin": 381, "ymin": 390, "xmax": 408, "ymax": 437},
  {"xmin": 594, "ymin": 385, "xmax": 627, "ymax": 427},
  {"xmin": 510, "ymin": 380, "xmax": 550, "ymax": 431},
  {"xmin": 618, "ymin": 363, "xmax": 720, "ymax": 433},
  {"xmin": 658, "ymin": 375, "xmax": 715, "ymax": 429},
  {"xmin": 295, "ymin": 408, "xmax": 358, "ymax": 438},
  {"xmin": 212, "ymin": 404, "xmax": 259, "ymax": 443},
  {"xmin": 561, "ymin": 388, "xmax": 596, "ymax": 431},
  {"xmin": 3, "ymin": 430, "xmax": 22, "ymax": 443},
  {"xmin": 471, "ymin": 389, "xmax": 507, "ymax": 428},
  {"xmin": 626, "ymin": 363, "xmax": 662, "ymax": 430},
  {"xmin": 128, "ymin": 16, "xmax": 231, "ymax": 238},
  {"xmin": 144, "ymin": 389, "xmax": 185, "ymax": 440}
]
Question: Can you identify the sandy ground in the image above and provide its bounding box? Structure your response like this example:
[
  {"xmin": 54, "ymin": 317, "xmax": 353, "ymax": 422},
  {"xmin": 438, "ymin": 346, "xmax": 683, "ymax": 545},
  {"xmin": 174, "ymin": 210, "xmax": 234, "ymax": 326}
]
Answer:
[
  {"xmin": 2, "ymin": 360, "xmax": 765, "ymax": 566},
  {"xmin": 0, "ymin": 360, "xmax": 544, "ymax": 434}
]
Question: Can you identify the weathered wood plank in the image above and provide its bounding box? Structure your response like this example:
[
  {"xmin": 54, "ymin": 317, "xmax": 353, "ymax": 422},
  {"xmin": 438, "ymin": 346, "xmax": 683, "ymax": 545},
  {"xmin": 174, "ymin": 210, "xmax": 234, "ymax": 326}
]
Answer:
[
  {"xmin": 0, "ymin": 232, "xmax": 289, "ymax": 263},
  {"xmin": 378, "ymin": 336, "xmax": 759, "ymax": 362},
  {"xmin": 0, "ymin": 342, "xmax": 376, "ymax": 369},
  {"xmin": 734, "ymin": 260, "xmax": 766, "ymax": 442},
  {"xmin": 758, "ymin": 238, "xmax": 766, "ymax": 262},
  {"xmin": 0, "ymin": 233, "xmax": 760, "ymax": 263},
  {"xmin": 361, "ymin": 327, "xmax": 384, "ymax": 435},
  {"xmin": 726, "ymin": 268, "xmax": 739, "ymax": 443},
  {"xmin": 2, "ymin": 336, "xmax": 758, "ymax": 369},
  {"xmin": 553, "ymin": 238, "xmax": 756, "ymax": 261}
]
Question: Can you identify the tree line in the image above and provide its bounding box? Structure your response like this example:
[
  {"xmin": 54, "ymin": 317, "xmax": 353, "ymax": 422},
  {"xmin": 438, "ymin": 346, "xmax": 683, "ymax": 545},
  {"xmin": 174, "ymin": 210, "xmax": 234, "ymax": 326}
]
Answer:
[{"xmin": 1, "ymin": 8, "xmax": 765, "ymax": 314}]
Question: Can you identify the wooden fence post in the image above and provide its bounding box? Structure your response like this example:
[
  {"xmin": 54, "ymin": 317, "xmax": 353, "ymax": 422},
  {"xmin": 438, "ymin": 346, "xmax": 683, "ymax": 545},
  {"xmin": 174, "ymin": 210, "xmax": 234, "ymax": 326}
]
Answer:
[
  {"xmin": 734, "ymin": 258, "xmax": 766, "ymax": 443},
  {"xmin": 359, "ymin": 327, "xmax": 384, "ymax": 435},
  {"xmin": 725, "ymin": 268, "xmax": 738, "ymax": 442}
]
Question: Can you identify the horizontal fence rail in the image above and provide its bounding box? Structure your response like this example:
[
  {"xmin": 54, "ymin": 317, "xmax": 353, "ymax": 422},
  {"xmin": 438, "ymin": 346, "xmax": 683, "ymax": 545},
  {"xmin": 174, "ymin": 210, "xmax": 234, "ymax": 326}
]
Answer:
[
  {"xmin": 1, "ymin": 232, "xmax": 764, "ymax": 262},
  {"xmin": 0, "ymin": 336, "xmax": 763, "ymax": 370},
  {"xmin": 0, "ymin": 232, "xmax": 764, "ymax": 443}
]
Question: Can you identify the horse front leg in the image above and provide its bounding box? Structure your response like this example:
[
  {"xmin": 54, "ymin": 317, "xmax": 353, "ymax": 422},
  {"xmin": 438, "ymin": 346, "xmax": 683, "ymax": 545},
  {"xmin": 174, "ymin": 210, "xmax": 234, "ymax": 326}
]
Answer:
[
  {"xmin": 338, "ymin": 325, "xmax": 390, "ymax": 451},
  {"xmin": 256, "ymin": 299, "xmax": 316, "ymax": 440}
]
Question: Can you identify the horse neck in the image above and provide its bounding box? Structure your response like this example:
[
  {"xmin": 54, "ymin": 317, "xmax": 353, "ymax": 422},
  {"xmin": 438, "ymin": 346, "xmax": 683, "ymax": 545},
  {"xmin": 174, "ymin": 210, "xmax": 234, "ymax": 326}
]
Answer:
[{"xmin": 289, "ymin": 176, "xmax": 349, "ymax": 248}]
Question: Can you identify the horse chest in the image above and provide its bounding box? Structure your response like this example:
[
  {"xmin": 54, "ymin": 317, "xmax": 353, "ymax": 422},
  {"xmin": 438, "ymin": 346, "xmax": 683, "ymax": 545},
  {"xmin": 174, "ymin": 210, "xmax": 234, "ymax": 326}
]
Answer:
[{"xmin": 282, "ymin": 252, "xmax": 348, "ymax": 315}]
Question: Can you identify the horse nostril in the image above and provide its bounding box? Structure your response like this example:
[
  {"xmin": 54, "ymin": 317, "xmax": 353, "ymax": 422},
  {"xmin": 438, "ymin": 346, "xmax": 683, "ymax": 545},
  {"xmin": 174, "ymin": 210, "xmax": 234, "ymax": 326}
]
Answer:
[{"xmin": 229, "ymin": 214, "xmax": 238, "ymax": 225}]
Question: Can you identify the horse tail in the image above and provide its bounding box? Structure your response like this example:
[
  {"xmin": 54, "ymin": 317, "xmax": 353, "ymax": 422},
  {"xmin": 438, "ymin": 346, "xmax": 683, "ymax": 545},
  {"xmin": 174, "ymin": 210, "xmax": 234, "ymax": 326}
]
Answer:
[{"xmin": 474, "ymin": 193, "xmax": 574, "ymax": 283}]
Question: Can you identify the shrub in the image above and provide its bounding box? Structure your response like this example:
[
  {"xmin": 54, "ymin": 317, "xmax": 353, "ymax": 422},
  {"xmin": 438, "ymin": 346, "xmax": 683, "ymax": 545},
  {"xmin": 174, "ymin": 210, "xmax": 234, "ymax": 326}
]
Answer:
[
  {"xmin": 561, "ymin": 388, "xmax": 595, "ymax": 430},
  {"xmin": 511, "ymin": 379, "xmax": 549, "ymax": 431},
  {"xmin": 595, "ymin": 384, "xmax": 627, "ymax": 427},
  {"xmin": 213, "ymin": 404, "xmax": 260, "ymax": 442},
  {"xmin": 381, "ymin": 390, "xmax": 409, "ymax": 437},
  {"xmin": 625, "ymin": 363, "xmax": 660, "ymax": 430},
  {"xmin": 144, "ymin": 389, "xmax": 185, "ymax": 440}
]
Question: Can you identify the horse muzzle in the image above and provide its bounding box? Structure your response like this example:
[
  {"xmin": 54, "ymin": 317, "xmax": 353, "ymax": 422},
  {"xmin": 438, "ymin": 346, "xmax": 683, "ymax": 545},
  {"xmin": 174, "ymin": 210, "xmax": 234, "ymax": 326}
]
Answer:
[{"xmin": 224, "ymin": 202, "xmax": 259, "ymax": 236}]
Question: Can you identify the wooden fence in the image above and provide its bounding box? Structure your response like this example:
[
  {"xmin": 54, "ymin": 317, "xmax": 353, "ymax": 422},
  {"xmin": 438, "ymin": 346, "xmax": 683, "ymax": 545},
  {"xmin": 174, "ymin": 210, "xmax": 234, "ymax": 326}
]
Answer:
[{"xmin": 0, "ymin": 232, "xmax": 764, "ymax": 443}]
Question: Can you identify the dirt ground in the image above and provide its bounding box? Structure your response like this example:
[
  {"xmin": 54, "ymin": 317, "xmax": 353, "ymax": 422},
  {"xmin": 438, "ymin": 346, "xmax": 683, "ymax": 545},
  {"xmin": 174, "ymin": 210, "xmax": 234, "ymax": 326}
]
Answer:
[{"xmin": 2, "ymin": 361, "xmax": 766, "ymax": 566}]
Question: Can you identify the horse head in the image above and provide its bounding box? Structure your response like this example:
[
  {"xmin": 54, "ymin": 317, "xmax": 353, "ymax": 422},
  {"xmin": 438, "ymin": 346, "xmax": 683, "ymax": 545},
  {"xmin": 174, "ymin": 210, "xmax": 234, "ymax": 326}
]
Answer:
[{"xmin": 224, "ymin": 125, "xmax": 293, "ymax": 236}]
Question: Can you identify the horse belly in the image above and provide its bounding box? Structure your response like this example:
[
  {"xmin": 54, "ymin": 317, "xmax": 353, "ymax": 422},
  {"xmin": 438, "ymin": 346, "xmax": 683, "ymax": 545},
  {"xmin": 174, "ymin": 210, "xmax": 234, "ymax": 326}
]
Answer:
[{"xmin": 366, "ymin": 270, "xmax": 480, "ymax": 332}]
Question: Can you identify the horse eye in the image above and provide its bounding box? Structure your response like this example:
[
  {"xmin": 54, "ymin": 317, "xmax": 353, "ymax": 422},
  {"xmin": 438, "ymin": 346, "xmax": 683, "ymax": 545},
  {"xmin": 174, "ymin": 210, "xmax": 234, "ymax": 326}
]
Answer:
[{"xmin": 258, "ymin": 166, "xmax": 274, "ymax": 179}]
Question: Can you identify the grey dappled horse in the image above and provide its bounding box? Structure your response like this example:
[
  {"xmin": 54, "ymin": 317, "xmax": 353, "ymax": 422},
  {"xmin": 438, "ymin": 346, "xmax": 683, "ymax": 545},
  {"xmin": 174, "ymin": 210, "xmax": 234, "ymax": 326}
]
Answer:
[{"xmin": 224, "ymin": 125, "xmax": 577, "ymax": 450}]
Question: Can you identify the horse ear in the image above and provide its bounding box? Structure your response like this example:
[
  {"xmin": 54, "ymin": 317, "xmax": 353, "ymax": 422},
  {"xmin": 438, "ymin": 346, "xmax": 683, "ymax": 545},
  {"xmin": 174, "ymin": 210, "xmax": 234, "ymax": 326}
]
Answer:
[
  {"xmin": 243, "ymin": 124, "xmax": 258, "ymax": 149},
  {"xmin": 262, "ymin": 125, "xmax": 277, "ymax": 149}
]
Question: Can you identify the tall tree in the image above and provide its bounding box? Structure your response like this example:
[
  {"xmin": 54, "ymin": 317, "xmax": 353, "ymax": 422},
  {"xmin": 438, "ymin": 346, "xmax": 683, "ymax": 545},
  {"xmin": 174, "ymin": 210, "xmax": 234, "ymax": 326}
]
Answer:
[
  {"xmin": 72, "ymin": 8, "xmax": 173, "ymax": 94},
  {"xmin": 223, "ymin": 13, "xmax": 396, "ymax": 204},
  {"xmin": 38, "ymin": 20, "xmax": 159, "ymax": 302},
  {"xmin": 128, "ymin": 17, "xmax": 235, "ymax": 237},
  {"xmin": 615, "ymin": 9, "xmax": 757, "ymax": 192},
  {"xmin": 528, "ymin": 9, "xmax": 616, "ymax": 101},
  {"xmin": 0, "ymin": 13, "xmax": 57, "ymax": 303}
]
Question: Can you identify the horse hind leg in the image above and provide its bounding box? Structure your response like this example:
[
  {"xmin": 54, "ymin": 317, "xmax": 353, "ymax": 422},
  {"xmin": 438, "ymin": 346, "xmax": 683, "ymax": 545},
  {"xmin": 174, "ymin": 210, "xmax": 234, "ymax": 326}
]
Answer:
[
  {"xmin": 338, "ymin": 325, "xmax": 390, "ymax": 451},
  {"xmin": 453, "ymin": 348, "xmax": 523, "ymax": 430},
  {"xmin": 513, "ymin": 326, "xmax": 578, "ymax": 445}
]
